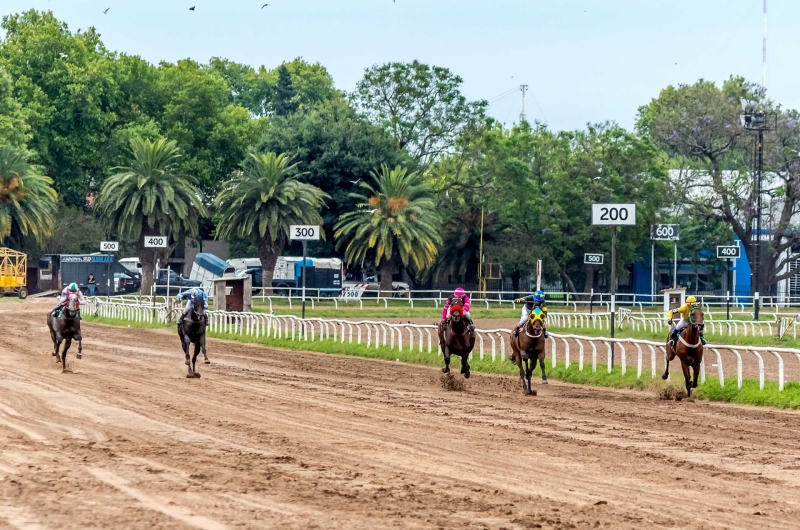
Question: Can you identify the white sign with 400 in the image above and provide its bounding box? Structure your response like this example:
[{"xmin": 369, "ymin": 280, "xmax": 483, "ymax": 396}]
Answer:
[{"xmin": 143, "ymin": 236, "xmax": 167, "ymax": 248}]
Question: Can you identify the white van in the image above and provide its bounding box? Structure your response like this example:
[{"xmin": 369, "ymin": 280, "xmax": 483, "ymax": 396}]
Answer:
[{"xmin": 119, "ymin": 257, "xmax": 142, "ymax": 275}]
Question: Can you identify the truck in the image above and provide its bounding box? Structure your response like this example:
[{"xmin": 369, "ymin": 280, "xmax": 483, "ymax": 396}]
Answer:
[
  {"xmin": 230, "ymin": 256, "xmax": 342, "ymax": 294},
  {"xmin": 153, "ymin": 268, "xmax": 201, "ymax": 296},
  {"xmin": 37, "ymin": 254, "xmax": 130, "ymax": 296},
  {"xmin": 189, "ymin": 253, "xmax": 235, "ymax": 294}
]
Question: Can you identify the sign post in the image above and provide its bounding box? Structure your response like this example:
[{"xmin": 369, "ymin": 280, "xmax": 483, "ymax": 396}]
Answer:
[
  {"xmin": 535, "ymin": 259, "xmax": 542, "ymax": 292},
  {"xmin": 717, "ymin": 245, "xmax": 741, "ymax": 321},
  {"xmin": 290, "ymin": 225, "xmax": 320, "ymax": 333},
  {"xmin": 650, "ymin": 224, "xmax": 681, "ymax": 302},
  {"xmin": 100, "ymin": 241, "xmax": 119, "ymax": 300},
  {"xmin": 144, "ymin": 235, "xmax": 167, "ymax": 313},
  {"xmin": 584, "ymin": 254, "xmax": 603, "ymax": 315},
  {"xmin": 592, "ymin": 203, "xmax": 636, "ymax": 369}
]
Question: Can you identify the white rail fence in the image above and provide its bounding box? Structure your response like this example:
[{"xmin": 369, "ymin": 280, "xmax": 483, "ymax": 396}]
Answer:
[{"xmin": 88, "ymin": 301, "xmax": 800, "ymax": 393}]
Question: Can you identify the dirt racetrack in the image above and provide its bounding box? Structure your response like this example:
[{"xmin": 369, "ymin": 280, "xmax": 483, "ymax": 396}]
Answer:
[{"xmin": 1, "ymin": 301, "xmax": 800, "ymax": 529}]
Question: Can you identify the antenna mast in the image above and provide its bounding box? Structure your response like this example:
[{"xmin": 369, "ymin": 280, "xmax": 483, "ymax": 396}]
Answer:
[{"xmin": 519, "ymin": 85, "xmax": 528, "ymax": 123}]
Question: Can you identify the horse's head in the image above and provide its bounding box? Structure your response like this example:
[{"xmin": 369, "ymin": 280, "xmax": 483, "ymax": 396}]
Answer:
[
  {"xmin": 191, "ymin": 297, "xmax": 205, "ymax": 318},
  {"xmin": 450, "ymin": 305, "xmax": 464, "ymax": 323},
  {"xmin": 526, "ymin": 307, "xmax": 545, "ymax": 337},
  {"xmin": 62, "ymin": 292, "xmax": 80, "ymax": 319},
  {"xmin": 690, "ymin": 306, "xmax": 704, "ymax": 334}
]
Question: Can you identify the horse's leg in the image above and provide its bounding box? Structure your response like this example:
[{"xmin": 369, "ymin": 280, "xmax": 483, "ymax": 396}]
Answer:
[
  {"xmin": 662, "ymin": 344, "xmax": 671, "ymax": 380},
  {"xmin": 191, "ymin": 342, "xmax": 201, "ymax": 378},
  {"xmin": 49, "ymin": 327, "xmax": 58, "ymax": 356},
  {"xmin": 202, "ymin": 335, "xmax": 209, "ymax": 364},
  {"xmin": 442, "ymin": 348, "xmax": 451, "ymax": 374},
  {"xmin": 692, "ymin": 353, "xmax": 702, "ymax": 389},
  {"xmin": 54, "ymin": 335, "xmax": 63, "ymax": 362},
  {"xmin": 539, "ymin": 356, "xmax": 548, "ymax": 384},
  {"xmin": 525, "ymin": 359, "xmax": 533, "ymax": 392},
  {"xmin": 519, "ymin": 358, "xmax": 530, "ymax": 395},
  {"xmin": 460, "ymin": 353, "xmax": 470, "ymax": 379},
  {"xmin": 680, "ymin": 359, "xmax": 692, "ymax": 398},
  {"xmin": 61, "ymin": 337, "xmax": 71, "ymax": 373},
  {"xmin": 180, "ymin": 331, "xmax": 190, "ymax": 366}
]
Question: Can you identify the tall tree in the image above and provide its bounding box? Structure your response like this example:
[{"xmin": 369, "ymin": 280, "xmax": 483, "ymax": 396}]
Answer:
[
  {"xmin": 273, "ymin": 64, "xmax": 298, "ymax": 116},
  {"xmin": 0, "ymin": 10, "xmax": 122, "ymax": 206},
  {"xmin": 354, "ymin": 60, "xmax": 487, "ymax": 167},
  {"xmin": 0, "ymin": 145, "xmax": 57, "ymax": 246},
  {"xmin": 638, "ymin": 76, "xmax": 800, "ymax": 295},
  {"xmin": 0, "ymin": 69, "xmax": 30, "ymax": 148},
  {"xmin": 214, "ymin": 152, "xmax": 329, "ymax": 292},
  {"xmin": 258, "ymin": 98, "xmax": 405, "ymax": 256},
  {"xmin": 95, "ymin": 138, "xmax": 208, "ymax": 294},
  {"xmin": 335, "ymin": 165, "xmax": 442, "ymax": 295}
]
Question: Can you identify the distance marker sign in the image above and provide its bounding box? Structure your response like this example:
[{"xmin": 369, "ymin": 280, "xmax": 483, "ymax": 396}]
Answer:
[
  {"xmin": 143, "ymin": 236, "xmax": 167, "ymax": 248},
  {"xmin": 591, "ymin": 204, "xmax": 636, "ymax": 226},
  {"xmin": 584, "ymin": 253, "xmax": 604, "ymax": 265},
  {"xmin": 717, "ymin": 245, "xmax": 741, "ymax": 259}
]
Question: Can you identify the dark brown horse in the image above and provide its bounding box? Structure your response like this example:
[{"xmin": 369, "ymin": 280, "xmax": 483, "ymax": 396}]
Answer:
[
  {"xmin": 438, "ymin": 301, "xmax": 475, "ymax": 378},
  {"xmin": 178, "ymin": 299, "xmax": 208, "ymax": 378},
  {"xmin": 510, "ymin": 307, "xmax": 548, "ymax": 395},
  {"xmin": 46, "ymin": 292, "xmax": 82, "ymax": 373},
  {"xmin": 663, "ymin": 307, "xmax": 705, "ymax": 398}
]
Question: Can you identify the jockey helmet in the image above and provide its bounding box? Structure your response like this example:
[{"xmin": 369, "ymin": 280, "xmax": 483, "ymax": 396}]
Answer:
[
  {"xmin": 68, "ymin": 282, "xmax": 78, "ymax": 292},
  {"xmin": 454, "ymin": 287, "xmax": 465, "ymax": 297},
  {"xmin": 533, "ymin": 289, "xmax": 545, "ymax": 302},
  {"xmin": 190, "ymin": 288, "xmax": 202, "ymax": 298},
  {"xmin": 686, "ymin": 295, "xmax": 697, "ymax": 305}
]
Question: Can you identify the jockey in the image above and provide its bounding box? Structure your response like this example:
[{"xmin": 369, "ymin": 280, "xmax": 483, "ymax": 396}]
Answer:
[
  {"xmin": 513, "ymin": 289, "xmax": 548, "ymax": 338},
  {"xmin": 51, "ymin": 283, "xmax": 87, "ymax": 318},
  {"xmin": 667, "ymin": 295, "xmax": 706, "ymax": 347},
  {"xmin": 441, "ymin": 287, "xmax": 474, "ymax": 331},
  {"xmin": 176, "ymin": 287, "xmax": 209, "ymax": 326}
]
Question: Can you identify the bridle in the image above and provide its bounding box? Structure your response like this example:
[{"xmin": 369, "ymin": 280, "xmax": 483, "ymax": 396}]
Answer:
[{"xmin": 524, "ymin": 308, "xmax": 545, "ymax": 338}]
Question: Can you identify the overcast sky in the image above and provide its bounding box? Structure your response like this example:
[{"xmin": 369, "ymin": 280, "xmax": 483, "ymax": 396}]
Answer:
[{"xmin": 2, "ymin": 1, "xmax": 798, "ymax": 131}]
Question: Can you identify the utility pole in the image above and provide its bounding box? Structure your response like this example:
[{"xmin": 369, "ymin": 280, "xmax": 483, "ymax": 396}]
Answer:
[
  {"xmin": 763, "ymin": 0, "xmax": 767, "ymax": 89},
  {"xmin": 519, "ymin": 85, "xmax": 528, "ymax": 124}
]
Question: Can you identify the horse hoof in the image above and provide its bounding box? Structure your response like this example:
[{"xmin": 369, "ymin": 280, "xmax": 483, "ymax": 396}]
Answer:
[
  {"xmin": 661, "ymin": 374, "xmax": 669, "ymax": 380},
  {"xmin": 204, "ymin": 360, "xmax": 210, "ymax": 365},
  {"xmin": 442, "ymin": 367, "xmax": 449, "ymax": 374},
  {"xmin": 185, "ymin": 360, "xmax": 190, "ymax": 366},
  {"xmin": 692, "ymin": 382, "xmax": 698, "ymax": 388},
  {"xmin": 51, "ymin": 351, "xmax": 57, "ymax": 357},
  {"xmin": 76, "ymin": 353, "xmax": 82, "ymax": 360},
  {"xmin": 186, "ymin": 373, "xmax": 201, "ymax": 379},
  {"xmin": 464, "ymin": 371, "xmax": 471, "ymax": 379},
  {"xmin": 523, "ymin": 388, "xmax": 531, "ymax": 396},
  {"xmin": 541, "ymin": 379, "xmax": 548, "ymax": 385}
]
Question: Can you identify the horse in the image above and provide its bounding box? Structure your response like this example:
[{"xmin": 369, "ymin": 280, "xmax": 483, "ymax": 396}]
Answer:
[
  {"xmin": 46, "ymin": 292, "xmax": 83, "ymax": 373},
  {"xmin": 177, "ymin": 298, "xmax": 208, "ymax": 378},
  {"xmin": 509, "ymin": 307, "xmax": 548, "ymax": 395},
  {"xmin": 438, "ymin": 299, "xmax": 475, "ymax": 378},
  {"xmin": 662, "ymin": 306, "xmax": 705, "ymax": 398}
]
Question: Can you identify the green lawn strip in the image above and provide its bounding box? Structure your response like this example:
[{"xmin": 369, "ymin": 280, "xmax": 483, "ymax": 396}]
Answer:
[{"xmin": 82, "ymin": 314, "xmax": 800, "ymax": 409}]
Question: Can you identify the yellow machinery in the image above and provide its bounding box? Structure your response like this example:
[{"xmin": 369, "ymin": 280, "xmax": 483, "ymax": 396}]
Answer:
[{"xmin": 0, "ymin": 247, "xmax": 28, "ymax": 298}]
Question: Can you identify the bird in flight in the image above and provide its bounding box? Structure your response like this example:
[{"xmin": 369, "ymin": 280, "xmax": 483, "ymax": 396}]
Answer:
[
  {"xmin": 103, "ymin": 8, "xmax": 110, "ymax": 14},
  {"xmin": 189, "ymin": 6, "xmax": 196, "ymax": 10},
  {"xmin": 349, "ymin": 178, "xmax": 362, "ymax": 185},
  {"xmin": 262, "ymin": 3, "xmax": 270, "ymax": 7}
]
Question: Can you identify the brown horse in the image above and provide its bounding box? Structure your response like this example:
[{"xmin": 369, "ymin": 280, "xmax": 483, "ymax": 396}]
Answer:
[
  {"xmin": 662, "ymin": 307, "xmax": 704, "ymax": 398},
  {"xmin": 46, "ymin": 292, "xmax": 83, "ymax": 373},
  {"xmin": 438, "ymin": 300, "xmax": 475, "ymax": 378},
  {"xmin": 510, "ymin": 307, "xmax": 548, "ymax": 395}
]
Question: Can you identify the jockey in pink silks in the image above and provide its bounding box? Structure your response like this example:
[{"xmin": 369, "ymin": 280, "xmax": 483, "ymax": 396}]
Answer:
[{"xmin": 441, "ymin": 287, "xmax": 475, "ymax": 331}]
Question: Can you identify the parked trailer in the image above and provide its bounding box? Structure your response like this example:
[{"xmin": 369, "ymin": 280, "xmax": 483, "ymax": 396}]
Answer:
[
  {"xmin": 229, "ymin": 256, "xmax": 342, "ymax": 293},
  {"xmin": 190, "ymin": 253, "xmax": 235, "ymax": 294},
  {"xmin": 38, "ymin": 254, "xmax": 128, "ymax": 296},
  {"xmin": 0, "ymin": 247, "xmax": 28, "ymax": 298}
]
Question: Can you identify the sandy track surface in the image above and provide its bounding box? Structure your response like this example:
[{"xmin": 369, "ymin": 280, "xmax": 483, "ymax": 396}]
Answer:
[{"xmin": 1, "ymin": 301, "xmax": 800, "ymax": 529}]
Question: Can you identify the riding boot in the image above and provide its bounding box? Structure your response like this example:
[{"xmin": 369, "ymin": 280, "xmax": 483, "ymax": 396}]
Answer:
[
  {"xmin": 203, "ymin": 314, "xmax": 209, "ymax": 326},
  {"xmin": 467, "ymin": 319, "xmax": 475, "ymax": 332},
  {"xmin": 700, "ymin": 334, "xmax": 707, "ymax": 346},
  {"xmin": 513, "ymin": 325, "xmax": 521, "ymax": 338},
  {"xmin": 543, "ymin": 326, "xmax": 549, "ymax": 339},
  {"xmin": 668, "ymin": 329, "xmax": 679, "ymax": 348}
]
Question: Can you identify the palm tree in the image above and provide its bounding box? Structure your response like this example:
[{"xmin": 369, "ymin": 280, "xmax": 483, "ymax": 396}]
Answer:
[
  {"xmin": 0, "ymin": 145, "xmax": 57, "ymax": 246},
  {"xmin": 95, "ymin": 138, "xmax": 208, "ymax": 294},
  {"xmin": 214, "ymin": 152, "xmax": 329, "ymax": 293},
  {"xmin": 335, "ymin": 164, "xmax": 442, "ymax": 296}
]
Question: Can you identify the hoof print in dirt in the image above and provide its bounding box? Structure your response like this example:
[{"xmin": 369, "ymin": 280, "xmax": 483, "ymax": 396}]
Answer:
[
  {"xmin": 658, "ymin": 386, "xmax": 684, "ymax": 401},
  {"xmin": 440, "ymin": 372, "xmax": 466, "ymax": 391}
]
